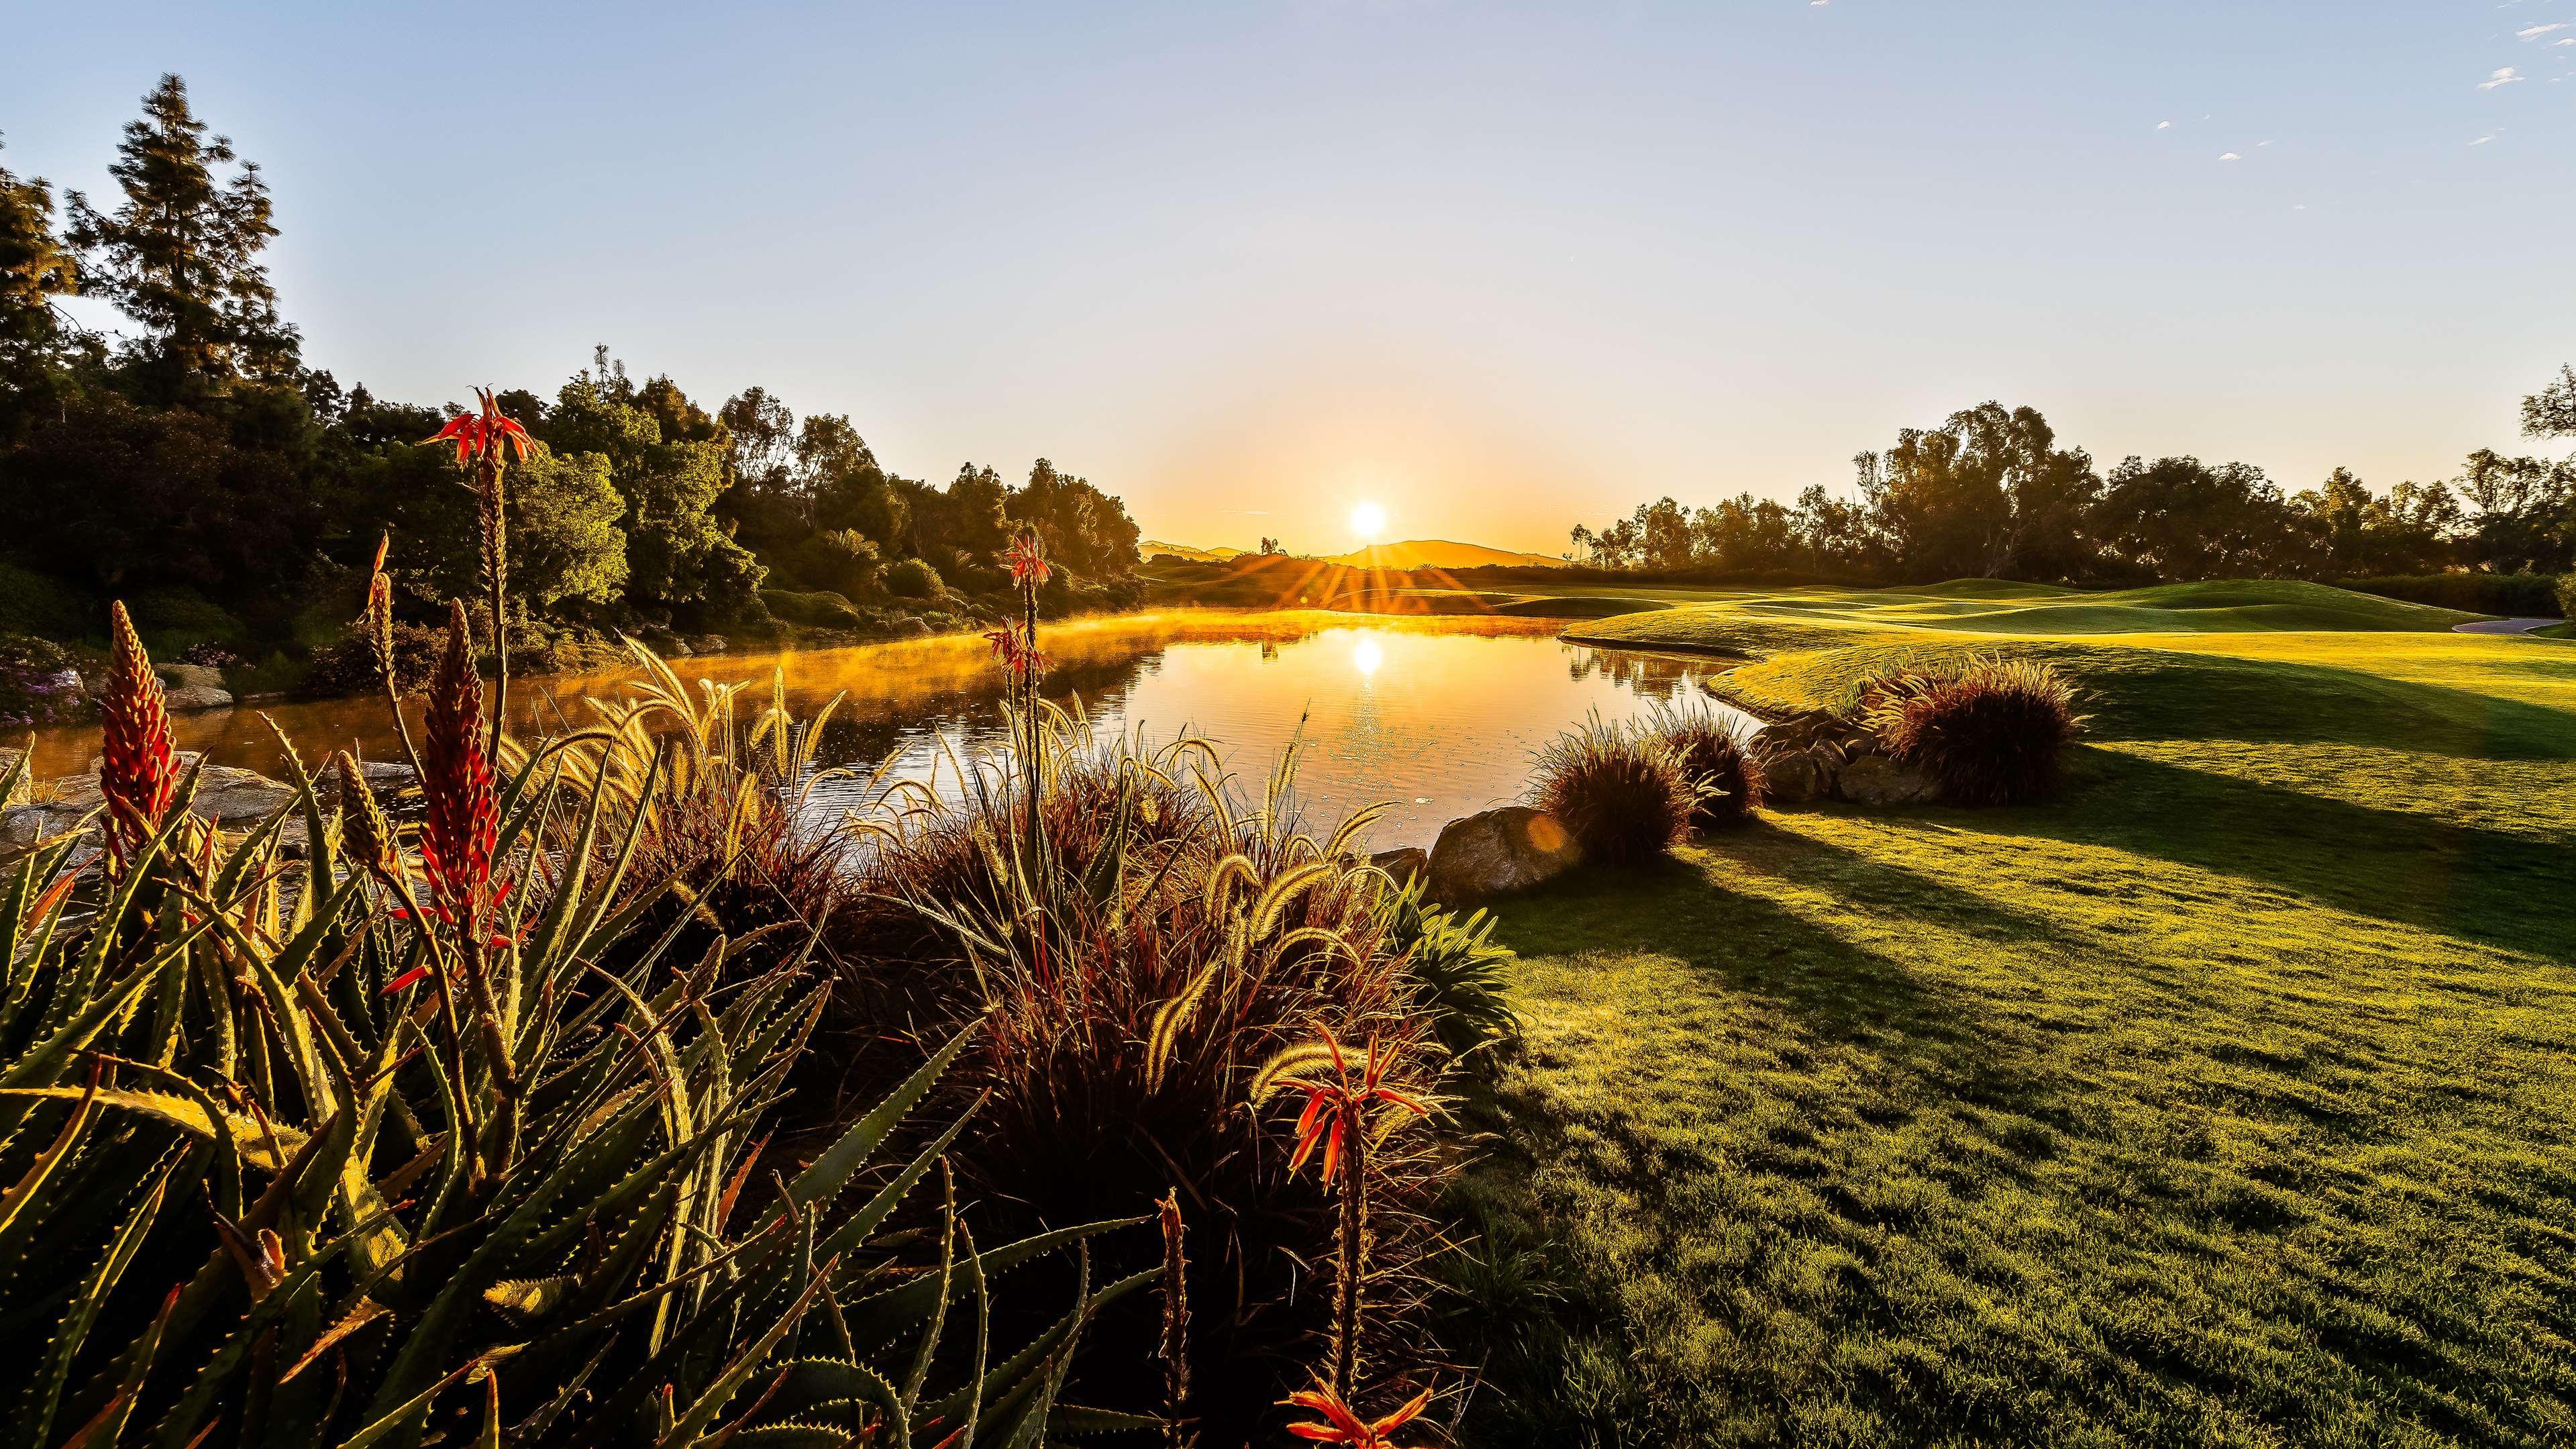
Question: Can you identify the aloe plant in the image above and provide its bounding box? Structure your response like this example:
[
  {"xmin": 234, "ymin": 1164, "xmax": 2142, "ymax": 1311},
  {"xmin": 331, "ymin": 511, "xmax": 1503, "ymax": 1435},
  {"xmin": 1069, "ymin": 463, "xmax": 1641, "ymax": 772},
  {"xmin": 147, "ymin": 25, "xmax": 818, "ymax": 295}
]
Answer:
[{"xmin": 0, "ymin": 616, "xmax": 1148, "ymax": 1449}]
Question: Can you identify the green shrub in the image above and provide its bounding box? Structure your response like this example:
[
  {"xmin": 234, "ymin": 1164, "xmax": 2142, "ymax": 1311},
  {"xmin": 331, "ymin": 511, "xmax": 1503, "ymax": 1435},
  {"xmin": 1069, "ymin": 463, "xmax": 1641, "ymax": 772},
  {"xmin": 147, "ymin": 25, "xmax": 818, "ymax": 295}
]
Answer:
[
  {"xmin": 123, "ymin": 585, "xmax": 248, "ymax": 653},
  {"xmin": 759, "ymin": 587, "xmax": 866, "ymax": 628},
  {"xmin": 885, "ymin": 556, "xmax": 943, "ymax": 599},
  {"xmin": 1651, "ymin": 701, "xmax": 1765, "ymax": 829},
  {"xmin": 2342, "ymin": 572, "xmax": 2563, "ymax": 617},
  {"xmin": 796, "ymin": 527, "xmax": 882, "ymax": 598},
  {"xmin": 0, "ymin": 561, "xmax": 94, "ymax": 640},
  {"xmin": 1862, "ymin": 654, "xmax": 2083, "ymax": 806},
  {"xmin": 1532, "ymin": 713, "xmax": 1696, "ymax": 864},
  {"xmin": 1380, "ymin": 872, "xmax": 1520, "ymax": 1056},
  {"xmin": 2559, "ymin": 573, "xmax": 2576, "ymax": 620}
]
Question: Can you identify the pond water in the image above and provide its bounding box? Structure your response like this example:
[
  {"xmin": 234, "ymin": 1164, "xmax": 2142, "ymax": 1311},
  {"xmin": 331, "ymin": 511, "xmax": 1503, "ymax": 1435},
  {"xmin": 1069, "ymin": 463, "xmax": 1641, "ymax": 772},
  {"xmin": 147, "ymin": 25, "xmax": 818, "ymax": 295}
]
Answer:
[{"xmin": 23, "ymin": 610, "xmax": 1757, "ymax": 850}]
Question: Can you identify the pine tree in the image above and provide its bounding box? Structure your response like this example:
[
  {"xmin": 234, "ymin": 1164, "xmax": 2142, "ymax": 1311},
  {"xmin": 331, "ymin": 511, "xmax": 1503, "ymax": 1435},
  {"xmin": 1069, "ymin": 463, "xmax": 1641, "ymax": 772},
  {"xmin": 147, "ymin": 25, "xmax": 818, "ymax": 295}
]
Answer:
[
  {"xmin": 0, "ymin": 134, "xmax": 78, "ymax": 358},
  {"xmin": 65, "ymin": 74, "xmax": 299, "ymax": 397}
]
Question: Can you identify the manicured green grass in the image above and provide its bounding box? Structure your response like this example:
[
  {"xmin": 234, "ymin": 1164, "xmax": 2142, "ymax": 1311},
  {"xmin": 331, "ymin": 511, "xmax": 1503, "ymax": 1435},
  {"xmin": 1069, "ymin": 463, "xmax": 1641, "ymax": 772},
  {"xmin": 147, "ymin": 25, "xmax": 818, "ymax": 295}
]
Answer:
[{"xmin": 1451, "ymin": 585, "xmax": 2576, "ymax": 1446}]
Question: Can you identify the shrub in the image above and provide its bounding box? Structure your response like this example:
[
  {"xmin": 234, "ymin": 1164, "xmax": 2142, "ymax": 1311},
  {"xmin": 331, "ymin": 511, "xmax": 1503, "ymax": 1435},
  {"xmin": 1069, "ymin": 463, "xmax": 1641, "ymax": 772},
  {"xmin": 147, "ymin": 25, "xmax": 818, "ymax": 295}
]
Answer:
[
  {"xmin": 885, "ymin": 556, "xmax": 943, "ymax": 598},
  {"xmin": 2560, "ymin": 573, "xmax": 2576, "ymax": 620},
  {"xmin": 760, "ymin": 586, "xmax": 866, "ymax": 628},
  {"xmin": 1651, "ymin": 700, "xmax": 1765, "ymax": 829},
  {"xmin": 797, "ymin": 526, "xmax": 882, "ymax": 597},
  {"xmin": 1531, "ymin": 713, "xmax": 1695, "ymax": 864},
  {"xmin": 1861, "ymin": 653, "xmax": 2083, "ymax": 806},
  {"xmin": 833, "ymin": 718, "xmax": 1448, "ymax": 1440},
  {"xmin": 1380, "ymin": 872, "xmax": 1519, "ymax": 1056},
  {"xmin": 2342, "ymin": 572, "xmax": 2564, "ymax": 617},
  {"xmin": 0, "ymin": 631, "xmax": 88, "ymax": 726},
  {"xmin": 301, "ymin": 617, "xmax": 443, "ymax": 697}
]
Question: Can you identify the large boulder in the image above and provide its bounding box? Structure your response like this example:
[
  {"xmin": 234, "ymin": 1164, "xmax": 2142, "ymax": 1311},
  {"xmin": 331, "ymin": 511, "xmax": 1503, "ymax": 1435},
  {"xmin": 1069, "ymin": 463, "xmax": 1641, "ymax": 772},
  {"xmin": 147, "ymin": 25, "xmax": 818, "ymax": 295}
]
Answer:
[
  {"xmin": 163, "ymin": 685, "xmax": 236, "ymax": 712},
  {"xmin": 1835, "ymin": 754, "xmax": 1941, "ymax": 808},
  {"xmin": 158, "ymin": 663, "xmax": 226, "ymax": 693},
  {"xmin": 1427, "ymin": 806, "xmax": 1582, "ymax": 905},
  {"xmin": 1761, "ymin": 752, "xmax": 1826, "ymax": 805}
]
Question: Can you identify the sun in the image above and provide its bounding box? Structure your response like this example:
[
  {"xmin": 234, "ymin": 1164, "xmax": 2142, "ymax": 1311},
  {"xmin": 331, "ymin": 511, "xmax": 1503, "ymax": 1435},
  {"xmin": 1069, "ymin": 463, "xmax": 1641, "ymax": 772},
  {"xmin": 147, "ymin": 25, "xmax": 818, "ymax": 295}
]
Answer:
[{"xmin": 1349, "ymin": 502, "xmax": 1388, "ymax": 540}]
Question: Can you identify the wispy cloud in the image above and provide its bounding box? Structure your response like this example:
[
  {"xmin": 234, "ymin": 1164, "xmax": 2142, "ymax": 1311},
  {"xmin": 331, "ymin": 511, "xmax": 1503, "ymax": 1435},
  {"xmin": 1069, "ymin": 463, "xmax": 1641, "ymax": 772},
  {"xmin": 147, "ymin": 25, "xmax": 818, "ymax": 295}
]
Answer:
[
  {"xmin": 2155, "ymin": 119, "xmax": 2172, "ymax": 129},
  {"xmin": 2479, "ymin": 66, "xmax": 2524, "ymax": 89},
  {"xmin": 2219, "ymin": 151, "xmax": 2243, "ymax": 160},
  {"xmin": 2471, "ymin": 133, "xmax": 2498, "ymax": 145},
  {"xmin": 2516, "ymin": 22, "xmax": 2569, "ymax": 39}
]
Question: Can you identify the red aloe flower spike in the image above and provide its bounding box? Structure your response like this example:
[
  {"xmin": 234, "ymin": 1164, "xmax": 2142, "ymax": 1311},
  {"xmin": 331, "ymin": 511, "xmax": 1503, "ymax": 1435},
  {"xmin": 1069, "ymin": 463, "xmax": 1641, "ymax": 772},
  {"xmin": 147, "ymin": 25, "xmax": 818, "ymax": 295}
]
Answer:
[
  {"xmin": 380, "ymin": 965, "xmax": 432, "ymax": 996},
  {"xmin": 99, "ymin": 601, "xmax": 179, "ymax": 870},
  {"xmin": 1281, "ymin": 1383, "xmax": 1435, "ymax": 1447},
  {"xmin": 423, "ymin": 387, "xmax": 539, "ymax": 466},
  {"xmin": 1002, "ymin": 530, "xmax": 1051, "ymax": 588},
  {"xmin": 419, "ymin": 600, "xmax": 497, "ymax": 938}
]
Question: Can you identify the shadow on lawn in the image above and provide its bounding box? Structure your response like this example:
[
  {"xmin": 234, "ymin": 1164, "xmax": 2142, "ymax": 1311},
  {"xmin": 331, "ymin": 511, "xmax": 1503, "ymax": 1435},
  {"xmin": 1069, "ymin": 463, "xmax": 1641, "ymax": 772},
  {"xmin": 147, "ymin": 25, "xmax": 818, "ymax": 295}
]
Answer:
[
  {"xmin": 1498, "ymin": 854, "xmax": 2068, "ymax": 1129},
  {"xmin": 1965, "ymin": 748, "xmax": 2576, "ymax": 964},
  {"xmin": 2073, "ymin": 652, "xmax": 2576, "ymax": 760}
]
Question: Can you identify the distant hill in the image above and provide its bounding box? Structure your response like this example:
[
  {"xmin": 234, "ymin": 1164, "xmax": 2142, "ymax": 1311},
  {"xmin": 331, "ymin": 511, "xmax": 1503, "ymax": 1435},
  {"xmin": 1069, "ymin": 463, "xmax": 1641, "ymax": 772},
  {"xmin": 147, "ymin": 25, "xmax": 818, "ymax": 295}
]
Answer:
[
  {"xmin": 1140, "ymin": 540, "xmax": 1243, "ymax": 562},
  {"xmin": 1324, "ymin": 539, "xmax": 1569, "ymax": 570}
]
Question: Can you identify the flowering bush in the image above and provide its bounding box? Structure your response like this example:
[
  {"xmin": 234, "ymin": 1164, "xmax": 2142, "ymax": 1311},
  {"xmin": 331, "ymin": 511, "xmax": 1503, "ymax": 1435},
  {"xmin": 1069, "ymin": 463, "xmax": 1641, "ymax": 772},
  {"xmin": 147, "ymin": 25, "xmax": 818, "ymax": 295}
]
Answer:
[{"xmin": 0, "ymin": 630, "xmax": 89, "ymax": 726}]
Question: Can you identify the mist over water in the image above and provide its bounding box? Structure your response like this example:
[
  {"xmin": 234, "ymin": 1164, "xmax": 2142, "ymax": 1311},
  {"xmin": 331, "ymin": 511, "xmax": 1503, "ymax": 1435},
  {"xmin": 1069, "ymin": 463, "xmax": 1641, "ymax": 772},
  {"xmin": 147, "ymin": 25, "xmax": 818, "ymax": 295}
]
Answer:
[{"xmin": 25, "ymin": 610, "xmax": 1759, "ymax": 850}]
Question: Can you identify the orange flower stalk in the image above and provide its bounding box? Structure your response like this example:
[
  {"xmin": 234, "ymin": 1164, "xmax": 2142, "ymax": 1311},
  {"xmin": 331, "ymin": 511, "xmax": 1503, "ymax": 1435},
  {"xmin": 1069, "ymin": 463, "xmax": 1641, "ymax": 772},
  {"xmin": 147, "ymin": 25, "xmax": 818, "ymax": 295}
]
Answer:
[
  {"xmin": 99, "ymin": 601, "xmax": 179, "ymax": 870},
  {"xmin": 423, "ymin": 387, "xmax": 539, "ymax": 758},
  {"xmin": 1281, "ymin": 1383, "xmax": 1433, "ymax": 1448},
  {"xmin": 1257, "ymin": 1026, "xmax": 1433, "ymax": 1400},
  {"xmin": 424, "ymin": 386, "xmax": 537, "ymax": 466},
  {"xmin": 1003, "ymin": 529, "xmax": 1052, "ymax": 588},
  {"xmin": 1280, "ymin": 1030, "xmax": 1431, "ymax": 1183},
  {"xmin": 362, "ymin": 532, "xmax": 425, "ymax": 779},
  {"xmin": 420, "ymin": 601, "xmax": 497, "ymax": 939}
]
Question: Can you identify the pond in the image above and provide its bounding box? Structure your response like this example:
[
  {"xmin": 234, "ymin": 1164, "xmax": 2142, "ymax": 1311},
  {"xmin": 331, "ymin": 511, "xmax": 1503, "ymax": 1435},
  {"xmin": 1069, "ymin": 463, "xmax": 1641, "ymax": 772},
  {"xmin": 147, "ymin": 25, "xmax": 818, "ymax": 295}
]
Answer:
[{"xmin": 23, "ymin": 610, "xmax": 1759, "ymax": 850}]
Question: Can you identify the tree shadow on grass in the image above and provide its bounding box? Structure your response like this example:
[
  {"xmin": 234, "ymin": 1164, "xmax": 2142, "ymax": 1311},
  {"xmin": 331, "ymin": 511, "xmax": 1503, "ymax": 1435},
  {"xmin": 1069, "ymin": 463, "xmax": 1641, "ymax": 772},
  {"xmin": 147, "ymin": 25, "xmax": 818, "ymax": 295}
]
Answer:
[
  {"xmin": 1497, "ymin": 854, "xmax": 2068, "ymax": 1130},
  {"xmin": 1906, "ymin": 748, "xmax": 2576, "ymax": 965},
  {"xmin": 1704, "ymin": 822, "xmax": 2105, "ymax": 959}
]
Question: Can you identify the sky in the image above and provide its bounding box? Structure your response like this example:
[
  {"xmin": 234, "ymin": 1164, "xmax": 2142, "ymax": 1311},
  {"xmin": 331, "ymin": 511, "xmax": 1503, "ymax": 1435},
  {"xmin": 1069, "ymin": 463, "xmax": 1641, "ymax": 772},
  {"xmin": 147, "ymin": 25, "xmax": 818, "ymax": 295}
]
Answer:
[{"xmin": 10, "ymin": 1, "xmax": 2575, "ymax": 556}]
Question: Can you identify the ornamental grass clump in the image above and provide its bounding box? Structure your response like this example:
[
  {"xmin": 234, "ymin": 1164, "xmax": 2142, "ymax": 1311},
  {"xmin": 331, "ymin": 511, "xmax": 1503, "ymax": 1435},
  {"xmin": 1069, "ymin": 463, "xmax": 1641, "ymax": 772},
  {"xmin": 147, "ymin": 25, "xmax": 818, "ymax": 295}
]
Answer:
[
  {"xmin": 829, "ymin": 621, "xmax": 1451, "ymax": 1440},
  {"xmin": 1531, "ymin": 713, "xmax": 1696, "ymax": 864},
  {"xmin": 1861, "ymin": 652, "xmax": 2084, "ymax": 807},
  {"xmin": 1649, "ymin": 699, "xmax": 1765, "ymax": 830}
]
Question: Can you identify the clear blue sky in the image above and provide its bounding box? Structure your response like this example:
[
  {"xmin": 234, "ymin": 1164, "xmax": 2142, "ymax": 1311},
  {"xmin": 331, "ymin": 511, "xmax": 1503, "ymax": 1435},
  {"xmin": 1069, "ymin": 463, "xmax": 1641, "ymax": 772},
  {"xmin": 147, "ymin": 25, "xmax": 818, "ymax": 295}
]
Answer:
[{"xmin": 13, "ymin": 1, "xmax": 2573, "ymax": 554}]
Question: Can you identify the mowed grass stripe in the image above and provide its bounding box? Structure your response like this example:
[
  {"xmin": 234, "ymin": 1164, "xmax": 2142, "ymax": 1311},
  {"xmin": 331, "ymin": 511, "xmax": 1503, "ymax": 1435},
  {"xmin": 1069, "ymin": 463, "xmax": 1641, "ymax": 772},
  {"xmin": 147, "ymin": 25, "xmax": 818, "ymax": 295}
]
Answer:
[{"xmin": 1460, "ymin": 582, "xmax": 2576, "ymax": 1446}]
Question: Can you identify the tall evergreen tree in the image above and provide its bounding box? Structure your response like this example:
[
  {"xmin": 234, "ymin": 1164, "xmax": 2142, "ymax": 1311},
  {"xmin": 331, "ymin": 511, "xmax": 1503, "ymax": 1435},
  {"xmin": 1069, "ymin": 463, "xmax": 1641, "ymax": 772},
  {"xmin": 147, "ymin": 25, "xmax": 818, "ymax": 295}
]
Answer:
[
  {"xmin": 0, "ymin": 135, "xmax": 77, "ymax": 359},
  {"xmin": 66, "ymin": 74, "xmax": 299, "ymax": 398}
]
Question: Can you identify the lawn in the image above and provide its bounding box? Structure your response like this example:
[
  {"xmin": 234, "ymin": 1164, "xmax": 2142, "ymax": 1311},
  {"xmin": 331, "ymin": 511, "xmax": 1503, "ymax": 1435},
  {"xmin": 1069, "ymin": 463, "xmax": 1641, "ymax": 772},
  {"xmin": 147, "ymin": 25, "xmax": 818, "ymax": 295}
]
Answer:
[{"xmin": 1449, "ymin": 582, "xmax": 2576, "ymax": 1446}]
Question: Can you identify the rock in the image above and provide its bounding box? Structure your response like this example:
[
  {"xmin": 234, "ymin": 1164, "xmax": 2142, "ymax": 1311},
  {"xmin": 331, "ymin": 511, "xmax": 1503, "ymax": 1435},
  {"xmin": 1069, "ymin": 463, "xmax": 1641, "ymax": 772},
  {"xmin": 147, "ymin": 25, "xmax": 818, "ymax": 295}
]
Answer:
[
  {"xmin": 691, "ymin": 635, "xmax": 731, "ymax": 655},
  {"xmin": 1761, "ymin": 753, "xmax": 1824, "ymax": 805},
  {"xmin": 158, "ymin": 663, "xmax": 226, "ymax": 692},
  {"xmin": 162, "ymin": 685, "xmax": 236, "ymax": 712},
  {"xmin": 1427, "ymin": 806, "xmax": 1582, "ymax": 905},
  {"xmin": 194, "ymin": 767, "xmax": 297, "ymax": 823},
  {"xmin": 1834, "ymin": 754, "xmax": 1942, "ymax": 808},
  {"xmin": 1368, "ymin": 846, "xmax": 1429, "ymax": 886},
  {"xmin": 1, "ymin": 803, "xmax": 68, "ymax": 850}
]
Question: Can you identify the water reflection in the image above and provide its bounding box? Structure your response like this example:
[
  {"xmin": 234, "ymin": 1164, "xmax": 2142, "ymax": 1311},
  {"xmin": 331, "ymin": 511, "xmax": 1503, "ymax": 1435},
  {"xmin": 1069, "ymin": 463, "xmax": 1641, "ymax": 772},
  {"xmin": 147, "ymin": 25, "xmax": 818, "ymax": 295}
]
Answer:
[{"xmin": 23, "ymin": 610, "xmax": 1758, "ymax": 850}]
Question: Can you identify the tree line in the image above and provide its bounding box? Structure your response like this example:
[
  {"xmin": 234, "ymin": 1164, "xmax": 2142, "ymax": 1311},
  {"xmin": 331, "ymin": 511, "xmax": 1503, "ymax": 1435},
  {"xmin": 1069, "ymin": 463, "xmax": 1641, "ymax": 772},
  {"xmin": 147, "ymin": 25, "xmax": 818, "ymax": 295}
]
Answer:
[
  {"xmin": 0, "ymin": 74, "xmax": 1142, "ymax": 653},
  {"xmin": 1572, "ymin": 391, "xmax": 2576, "ymax": 585}
]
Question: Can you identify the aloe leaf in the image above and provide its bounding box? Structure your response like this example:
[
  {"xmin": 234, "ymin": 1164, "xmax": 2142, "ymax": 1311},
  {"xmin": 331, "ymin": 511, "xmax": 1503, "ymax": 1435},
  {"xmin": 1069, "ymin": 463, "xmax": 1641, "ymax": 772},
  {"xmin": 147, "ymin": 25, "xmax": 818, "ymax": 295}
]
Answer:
[
  {"xmin": 14, "ymin": 1152, "xmax": 174, "ymax": 1449},
  {"xmin": 774, "ymin": 1024, "xmax": 976, "ymax": 1226}
]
